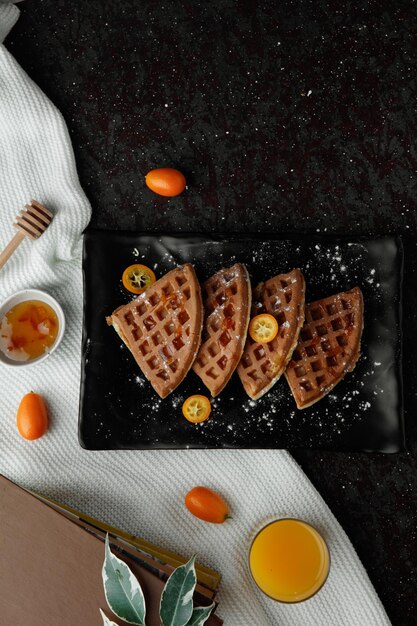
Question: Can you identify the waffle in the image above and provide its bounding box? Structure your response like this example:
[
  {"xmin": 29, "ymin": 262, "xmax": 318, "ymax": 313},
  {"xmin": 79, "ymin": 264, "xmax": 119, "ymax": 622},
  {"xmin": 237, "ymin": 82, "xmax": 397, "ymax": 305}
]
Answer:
[
  {"xmin": 192, "ymin": 263, "xmax": 251, "ymax": 396},
  {"xmin": 237, "ymin": 269, "xmax": 306, "ymax": 400},
  {"xmin": 285, "ymin": 287, "xmax": 364, "ymax": 409},
  {"xmin": 107, "ymin": 263, "xmax": 203, "ymax": 398}
]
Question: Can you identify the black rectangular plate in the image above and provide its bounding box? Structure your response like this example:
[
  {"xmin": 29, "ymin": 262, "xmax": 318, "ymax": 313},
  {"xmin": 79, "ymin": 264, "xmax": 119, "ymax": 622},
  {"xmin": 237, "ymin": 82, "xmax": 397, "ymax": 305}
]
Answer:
[{"xmin": 79, "ymin": 231, "xmax": 404, "ymax": 452}]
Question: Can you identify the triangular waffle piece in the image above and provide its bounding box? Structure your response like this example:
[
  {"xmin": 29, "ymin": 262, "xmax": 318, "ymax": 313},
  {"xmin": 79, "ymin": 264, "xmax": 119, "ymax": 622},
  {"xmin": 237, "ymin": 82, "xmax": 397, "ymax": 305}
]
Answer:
[
  {"xmin": 237, "ymin": 269, "xmax": 306, "ymax": 400},
  {"xmin": 107, "ymin": 263, "xmax": 203, "ymax": 398},
  {"xmin": 285, "ymin": 287, "xmax": 364, "ymax": 409},
  {"xmin": 193, "ymin": 263, "xmax": 251, "ymax": 396}
]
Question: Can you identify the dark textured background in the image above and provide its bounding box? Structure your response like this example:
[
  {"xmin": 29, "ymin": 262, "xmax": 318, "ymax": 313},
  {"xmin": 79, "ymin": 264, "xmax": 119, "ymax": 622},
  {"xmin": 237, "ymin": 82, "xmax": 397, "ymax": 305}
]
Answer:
[{"xmin": 6, "ymin": 1, "xmax": 417, "ymax": 623}]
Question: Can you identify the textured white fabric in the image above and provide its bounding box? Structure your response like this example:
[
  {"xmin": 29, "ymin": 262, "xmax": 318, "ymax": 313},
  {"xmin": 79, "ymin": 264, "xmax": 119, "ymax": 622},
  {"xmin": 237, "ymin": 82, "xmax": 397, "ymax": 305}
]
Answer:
[
  {"xmin": 0, "ymin": 2, "xmax": 18, "ymax": 40},
  {"xmin": 0, "ymin": 7, "xmax": 391, "ymax": 625}
]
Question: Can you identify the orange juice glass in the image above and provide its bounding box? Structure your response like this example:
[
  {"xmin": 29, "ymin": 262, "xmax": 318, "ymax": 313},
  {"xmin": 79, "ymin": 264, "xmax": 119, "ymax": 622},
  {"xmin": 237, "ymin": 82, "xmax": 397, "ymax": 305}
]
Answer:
[{"xmin": 249, "ymin": 518, "xmax": 330, "ymax": 603}]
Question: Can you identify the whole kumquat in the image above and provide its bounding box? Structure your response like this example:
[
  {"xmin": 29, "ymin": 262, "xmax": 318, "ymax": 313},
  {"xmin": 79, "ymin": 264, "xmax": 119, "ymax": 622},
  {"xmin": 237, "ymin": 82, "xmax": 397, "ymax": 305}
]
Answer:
[
  {"xmin": 185, "ymin": 486, "xmax": 231, "ymax": 524},
  {"xmin": 16, "ymin": 391, "xmax": 48, "ymax": 440},
  {"xmin": 145, "ymin": 168, "xmax": 186, "ymax": 197}
]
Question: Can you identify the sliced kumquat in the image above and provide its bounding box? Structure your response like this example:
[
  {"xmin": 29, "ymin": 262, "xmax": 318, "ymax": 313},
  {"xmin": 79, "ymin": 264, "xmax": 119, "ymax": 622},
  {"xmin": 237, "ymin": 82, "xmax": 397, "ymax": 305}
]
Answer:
[
  {"xmin": 122, "ymin": 264, "xmax": 156, "ymax": 294},
  {"xmin": 249, "ymin": 313, "xmax": 279, "ymax": 344},
  {"xmin": 182, "ymin": 395, "xmax": 211, "ymax": 423}
]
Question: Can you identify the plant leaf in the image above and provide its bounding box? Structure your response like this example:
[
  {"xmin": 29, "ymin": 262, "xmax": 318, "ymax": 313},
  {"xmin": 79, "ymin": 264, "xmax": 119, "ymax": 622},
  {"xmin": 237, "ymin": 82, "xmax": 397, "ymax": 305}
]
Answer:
[
  {"xmin": 102, "ymin": 534, "xmax": 146, "ymax": 625},
  {"xmin": 186, "ymin": 604, "xmax": 216, "ymax": 626},
  {"xmin": 99, "ymin": 608, "xmax": 119, "ymax": 625},
  {"xmin": 160, "ymin": 555, "xmax": 197, "ymax": 626}
]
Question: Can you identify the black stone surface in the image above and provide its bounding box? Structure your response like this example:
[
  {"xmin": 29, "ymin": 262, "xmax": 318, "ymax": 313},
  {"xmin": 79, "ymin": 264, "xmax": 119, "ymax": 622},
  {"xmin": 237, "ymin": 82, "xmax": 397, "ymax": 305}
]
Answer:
[{"xmin": 6, "ymin": 1, "xmax": 417, "ymax": 624}]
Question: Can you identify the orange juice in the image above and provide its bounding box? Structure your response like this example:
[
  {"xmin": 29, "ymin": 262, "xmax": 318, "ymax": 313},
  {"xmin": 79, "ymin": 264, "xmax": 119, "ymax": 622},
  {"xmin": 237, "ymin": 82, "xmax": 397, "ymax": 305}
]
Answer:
[{"xmin": 249, "ymin": 519, "xmax": 330, "ymax": 602}]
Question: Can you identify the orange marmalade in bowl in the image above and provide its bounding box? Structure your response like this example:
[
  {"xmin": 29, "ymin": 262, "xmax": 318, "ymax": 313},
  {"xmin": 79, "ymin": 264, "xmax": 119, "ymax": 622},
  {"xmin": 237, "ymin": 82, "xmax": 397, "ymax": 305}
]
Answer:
[{"xmin": 0, "ymin": 300, "xmax": 59, "ymax": 362}]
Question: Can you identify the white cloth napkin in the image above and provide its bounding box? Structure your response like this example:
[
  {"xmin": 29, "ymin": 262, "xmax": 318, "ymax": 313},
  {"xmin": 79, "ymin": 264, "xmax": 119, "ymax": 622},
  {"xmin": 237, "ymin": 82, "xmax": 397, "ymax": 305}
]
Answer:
[{"xmin": 0, "ymin": 7, "xmax": 391, "ymax": 625}]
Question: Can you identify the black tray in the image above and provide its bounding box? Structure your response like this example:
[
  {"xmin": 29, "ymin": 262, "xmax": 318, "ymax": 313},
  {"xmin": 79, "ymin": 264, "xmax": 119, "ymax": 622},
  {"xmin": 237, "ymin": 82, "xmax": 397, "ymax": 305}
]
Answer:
[{"xmin": 79, "ymin": 231, "xmax": 404, "ymax": 452}]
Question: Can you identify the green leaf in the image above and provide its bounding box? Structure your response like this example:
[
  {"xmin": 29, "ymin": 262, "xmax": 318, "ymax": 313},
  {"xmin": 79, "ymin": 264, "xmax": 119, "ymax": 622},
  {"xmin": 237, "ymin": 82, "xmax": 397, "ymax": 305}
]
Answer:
[
  {"xmin": 99, "ymin": 608, "xmax": 118, "ymax": 625},
  {"xmin": 186, "ymin": 604, "xmax": 216, "ymax": 626},
  {"xmin": 160, "ymin": 555, "xmax": 197, "ymax": 626},
  {"xmin": 102, "ymin": 534, "xmax": 146, "ymax": 625}
]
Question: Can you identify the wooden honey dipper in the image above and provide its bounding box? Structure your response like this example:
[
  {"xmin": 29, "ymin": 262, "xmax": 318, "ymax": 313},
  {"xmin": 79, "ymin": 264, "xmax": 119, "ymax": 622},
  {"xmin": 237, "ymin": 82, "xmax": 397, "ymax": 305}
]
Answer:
[{"xmin": 0, "ymin": 200, "xmax": 53, "ymax": 271}]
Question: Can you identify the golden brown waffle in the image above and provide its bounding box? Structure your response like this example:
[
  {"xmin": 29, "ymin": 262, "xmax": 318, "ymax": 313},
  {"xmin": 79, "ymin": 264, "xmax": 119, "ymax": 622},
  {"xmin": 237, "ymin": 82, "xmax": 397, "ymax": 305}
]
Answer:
[
  {"xmin": 107, "ymin": 263, "xmax": 203, "ymax": 398},
  {"xmin": 285, "ymin": 287, "xmax": 364, "ymax": 409},
  {"xmin": 193, "ymin": 263, "xmax": 251, "ymax": 396},
  {"xmin": 237, "ymin": 269, "xmax": 305, "ymax": 400}
]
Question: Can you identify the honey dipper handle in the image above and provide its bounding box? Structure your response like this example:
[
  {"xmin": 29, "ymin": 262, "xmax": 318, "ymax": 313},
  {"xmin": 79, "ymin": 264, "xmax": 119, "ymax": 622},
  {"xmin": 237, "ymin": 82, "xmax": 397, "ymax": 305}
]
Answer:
[{"xmin": 0, "ymin": 230, "xmax": 26, "ymax": 271}]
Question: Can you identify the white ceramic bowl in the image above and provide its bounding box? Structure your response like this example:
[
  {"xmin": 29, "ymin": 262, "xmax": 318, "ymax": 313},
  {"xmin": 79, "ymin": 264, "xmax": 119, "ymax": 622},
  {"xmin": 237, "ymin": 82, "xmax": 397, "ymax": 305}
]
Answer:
[{"xmin": 0, "ymin": 289, "xmax": 65, "ymax": 367}]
